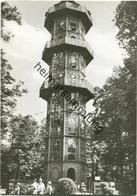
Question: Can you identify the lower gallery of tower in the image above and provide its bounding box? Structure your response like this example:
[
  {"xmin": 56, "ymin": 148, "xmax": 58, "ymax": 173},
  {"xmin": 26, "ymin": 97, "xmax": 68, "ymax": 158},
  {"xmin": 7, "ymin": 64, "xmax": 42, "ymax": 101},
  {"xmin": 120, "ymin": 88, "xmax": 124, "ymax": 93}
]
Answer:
[{"xmin": 44, "ymin": 91, "xmax": 87, "ymax": 184}]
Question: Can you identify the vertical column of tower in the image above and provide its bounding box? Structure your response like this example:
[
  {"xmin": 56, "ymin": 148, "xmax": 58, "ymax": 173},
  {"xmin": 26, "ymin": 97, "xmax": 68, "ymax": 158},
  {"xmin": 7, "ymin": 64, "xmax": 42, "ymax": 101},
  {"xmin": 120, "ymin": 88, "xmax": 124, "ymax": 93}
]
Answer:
[{"xmin": 40, "ymin": 0, "xmax": 94, "ymax": 184}]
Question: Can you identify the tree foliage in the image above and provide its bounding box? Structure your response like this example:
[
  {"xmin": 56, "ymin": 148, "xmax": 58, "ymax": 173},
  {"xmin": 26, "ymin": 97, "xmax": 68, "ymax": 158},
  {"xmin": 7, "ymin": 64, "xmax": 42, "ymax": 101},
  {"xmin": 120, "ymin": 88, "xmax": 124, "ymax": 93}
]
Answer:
[
  {"xmin": 87, "ymin": 1, "xmax": 136, "ymax": 195},
  {"xmin": 1, "ymin": 115, "xmax": 47, "ymax": 187},
  {"xmin": 1, "ymin": 2, "xmax": 27, "ymax": 138},
  {"xmin": 1, "ymin": 2, "xmax": 31, "ymax": 188},
  {"xmin": 114, "ymin": 1, "xmax": 137, "ymax": 55},
  {"xmin": 1, "ymin": 51, "xmax": 27, "ymax": 137},
  {"xmin": 1, "ymin": 2, "xmax": 21, "ymax": 41},
  {"xmin": 1, "ymin": 3, "xmax": 48, "ymax": 189}
]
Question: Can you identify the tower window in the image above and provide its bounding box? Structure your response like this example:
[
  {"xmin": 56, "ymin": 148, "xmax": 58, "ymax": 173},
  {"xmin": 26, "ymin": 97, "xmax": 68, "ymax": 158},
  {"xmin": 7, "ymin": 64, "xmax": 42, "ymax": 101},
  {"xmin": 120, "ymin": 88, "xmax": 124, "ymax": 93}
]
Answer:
[
  {"xmin": 58, "ymin": 21, "xmax": 65, "ymax": 31},
  {"xmin": 56, "ymin": 19, "xmax": 65, "ymax": 34},
  {"xmin": 70, "ymin": 22, "xmax": 77, "ymax": 31}
]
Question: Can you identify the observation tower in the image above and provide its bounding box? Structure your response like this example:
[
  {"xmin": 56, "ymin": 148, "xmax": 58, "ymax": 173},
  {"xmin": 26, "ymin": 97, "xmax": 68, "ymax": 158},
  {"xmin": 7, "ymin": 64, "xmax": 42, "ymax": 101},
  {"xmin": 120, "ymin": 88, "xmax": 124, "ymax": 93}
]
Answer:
[{"xmin": 40, "ymin": 0, "xmax": 94, "ymax": 184}]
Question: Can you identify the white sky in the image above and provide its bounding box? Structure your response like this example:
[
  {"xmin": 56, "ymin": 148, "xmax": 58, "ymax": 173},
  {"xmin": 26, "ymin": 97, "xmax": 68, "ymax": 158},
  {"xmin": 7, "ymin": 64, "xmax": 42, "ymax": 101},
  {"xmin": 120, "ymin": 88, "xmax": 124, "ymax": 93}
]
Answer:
[{"xmin": 2, "ymin": 1, "xmax": 124, "ymax": 123}]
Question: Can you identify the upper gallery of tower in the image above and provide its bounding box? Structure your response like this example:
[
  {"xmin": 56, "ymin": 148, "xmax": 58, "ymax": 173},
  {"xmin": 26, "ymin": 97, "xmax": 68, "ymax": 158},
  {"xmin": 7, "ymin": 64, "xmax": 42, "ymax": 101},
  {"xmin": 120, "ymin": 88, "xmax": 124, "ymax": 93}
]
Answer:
[
  {"xmin": 42, "ymin": 0, "xmax": 93, "ymax": 65},
  {"xmin": 44, "ymin": 1, "xmax": 92, "ymax": 34}
]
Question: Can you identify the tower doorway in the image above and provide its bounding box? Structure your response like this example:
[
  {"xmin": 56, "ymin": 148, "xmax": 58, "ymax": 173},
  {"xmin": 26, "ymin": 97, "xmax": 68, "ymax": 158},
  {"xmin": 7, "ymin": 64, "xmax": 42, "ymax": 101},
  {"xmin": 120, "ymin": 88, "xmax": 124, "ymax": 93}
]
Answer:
[{"xmin": 67, "ymin": 168, "xmax": 75, "ymax": 181}]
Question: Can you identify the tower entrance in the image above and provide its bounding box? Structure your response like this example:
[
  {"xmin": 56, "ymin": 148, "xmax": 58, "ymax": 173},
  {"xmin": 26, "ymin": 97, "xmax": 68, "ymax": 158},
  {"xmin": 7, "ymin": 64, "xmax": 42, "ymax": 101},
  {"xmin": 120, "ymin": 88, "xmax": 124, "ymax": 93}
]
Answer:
[{"xmin": 67, "ymin": 168, "xmax": 75, "ymax": 181}]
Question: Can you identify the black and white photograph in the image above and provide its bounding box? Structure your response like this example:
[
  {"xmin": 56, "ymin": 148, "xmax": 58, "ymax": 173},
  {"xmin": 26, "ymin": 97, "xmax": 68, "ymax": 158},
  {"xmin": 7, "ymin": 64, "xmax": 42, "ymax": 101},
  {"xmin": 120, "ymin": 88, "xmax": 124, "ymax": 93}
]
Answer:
[{"xmin": 1, "ymin": 0, "xmax": 136, "ymax": 195}]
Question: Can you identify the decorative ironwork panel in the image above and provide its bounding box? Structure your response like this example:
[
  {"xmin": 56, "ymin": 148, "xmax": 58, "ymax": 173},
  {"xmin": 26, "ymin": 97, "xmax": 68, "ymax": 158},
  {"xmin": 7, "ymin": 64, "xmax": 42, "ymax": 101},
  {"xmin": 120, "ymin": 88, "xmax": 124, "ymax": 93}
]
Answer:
[
  {"xmin": 68, "ymin": 15, "xmax": 79, "ymax": 38},
  {"xmin": 64, "ymin": 138, "xmax": 79, "ymax": 161},
  {"xmin": 48, "ymin": 93, "xmax": 64, "ymax": 136},
  {"xmin": 67, "ymin": 51, "xmax": 79, "ymax": 70},
  {"xmin": 79, "ymin": 115, "xmax": 86, "ymax": 138},
  {"xmin": 50, "ymin": 138, "xmax": 62, "ymax": 161},
  {"xmin": 80, "ymin": 21, "xmax": 86, "ymax": 40},
  {"xmin": 54, "ymin": 16, "xmax": 66, "ymax": 39},
  {"xmin": 52, "ymin": 52, "xmax": 65, "ymax": 70},
  {"xmin": 80, "ymin": 140, "xmax": 86, "ymax": 162},
  {"xmin": 65, "ymin": 113, "xmax": 79, "ymax": 136}
]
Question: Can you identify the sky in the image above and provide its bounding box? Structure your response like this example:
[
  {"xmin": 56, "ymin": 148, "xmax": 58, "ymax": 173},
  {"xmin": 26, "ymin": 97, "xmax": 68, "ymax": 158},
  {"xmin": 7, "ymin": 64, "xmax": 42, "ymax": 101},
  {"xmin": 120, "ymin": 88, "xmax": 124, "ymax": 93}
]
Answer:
[{"xmin": 2, "ymin": 0, "xmax": 124, "ymax": 123}]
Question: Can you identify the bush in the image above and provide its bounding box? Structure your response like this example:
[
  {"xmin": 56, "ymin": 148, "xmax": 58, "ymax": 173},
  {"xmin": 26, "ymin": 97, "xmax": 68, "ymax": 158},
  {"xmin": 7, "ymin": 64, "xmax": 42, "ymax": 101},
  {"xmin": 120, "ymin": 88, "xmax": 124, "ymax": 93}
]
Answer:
[{"xmin": 54, "ymin": 178, "xmax": 77, "ymax": 196}]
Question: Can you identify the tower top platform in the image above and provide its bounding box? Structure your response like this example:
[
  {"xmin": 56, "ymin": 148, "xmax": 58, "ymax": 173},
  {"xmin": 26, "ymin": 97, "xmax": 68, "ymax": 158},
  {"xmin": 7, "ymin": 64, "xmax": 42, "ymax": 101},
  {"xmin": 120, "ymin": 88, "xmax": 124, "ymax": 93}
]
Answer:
[{"xmin": 44, "ymin": 0, "xmax": 93, "ymax": 33}]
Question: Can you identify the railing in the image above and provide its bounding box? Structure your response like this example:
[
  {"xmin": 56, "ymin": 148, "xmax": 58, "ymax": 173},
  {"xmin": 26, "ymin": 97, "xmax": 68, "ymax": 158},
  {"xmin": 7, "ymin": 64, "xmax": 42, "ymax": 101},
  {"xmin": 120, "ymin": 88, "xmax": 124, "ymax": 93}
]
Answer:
[
  {"xmin": 55, "ymin": 1, "xmax": 67, "ymax": 10},
  {"xmin": 64, "ymin": 77, "xmax": 94, "ymax": 93},
  {"xmin": 41, "ymin": 77, "xmax": 94, "ymax": 96},
  {"xmin": 66, "ymin": 1, "xmax": 93, "ymax": 23},
  {"xmin": 44, "ymin": 37, "xmax": 94, "ymax": 57},
  {"xmin": 45, "ymin": 38, "xmax": 65, "ymax": 48},
  {"xmin": 66, "ymin": 37, "xmax": 93, "ymax": 56},
  {"xmin": 46, "ymin": 1, "xmax": 93, "ymax": 24}
]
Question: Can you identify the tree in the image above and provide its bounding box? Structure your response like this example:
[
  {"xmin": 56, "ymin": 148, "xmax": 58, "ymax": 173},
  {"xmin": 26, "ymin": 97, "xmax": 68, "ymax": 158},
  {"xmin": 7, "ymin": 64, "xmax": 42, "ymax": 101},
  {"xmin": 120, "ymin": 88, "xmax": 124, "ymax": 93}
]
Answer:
[
  {"xmin": 114, "ymin": 2, "xmax": 136, "ymax": 193},
  {"xmin": 1, "ymin": 2, "xmax": 27, "ymax": 188},
  {"xmin": 1, "ymin": 2, "xmax": 27, "ymax": 138},
  {"xmin": 1, "ymin": 115, "xmax": 47, "ymax": 187},
  {"xmin": 114, "ymin": 1, "xmax": 137, "ymax": 55},
  {"xmin": 88, "ymin": 2, "xmax": 136, "ymax": 194},
  {"xmin": 9, "ymin": 116, "xmax": 44, "ymax": 179},
  {"xmin": 1, "ymin": 51, "xmax": 27, "ymax": 138},
  {"xmin": 92, "ymin": 64, "xmax": 136, "ymax": 194}
]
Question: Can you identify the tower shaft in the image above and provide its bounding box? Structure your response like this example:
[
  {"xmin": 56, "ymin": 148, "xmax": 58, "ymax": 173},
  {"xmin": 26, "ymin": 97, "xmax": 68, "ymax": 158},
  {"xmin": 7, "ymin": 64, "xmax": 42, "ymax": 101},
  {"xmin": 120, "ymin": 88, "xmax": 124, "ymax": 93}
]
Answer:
[{"xmin": 40, "ymin": 0, "xmax": 94, "ymax": 184}]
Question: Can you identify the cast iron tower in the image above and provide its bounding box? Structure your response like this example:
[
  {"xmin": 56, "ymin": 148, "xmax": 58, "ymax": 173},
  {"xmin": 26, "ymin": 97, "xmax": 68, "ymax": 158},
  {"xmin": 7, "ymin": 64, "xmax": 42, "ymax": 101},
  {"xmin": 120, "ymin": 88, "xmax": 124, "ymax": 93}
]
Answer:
[{"xmin": 40, "ymin": 0, "xmax": 94, "ymax": 184}]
